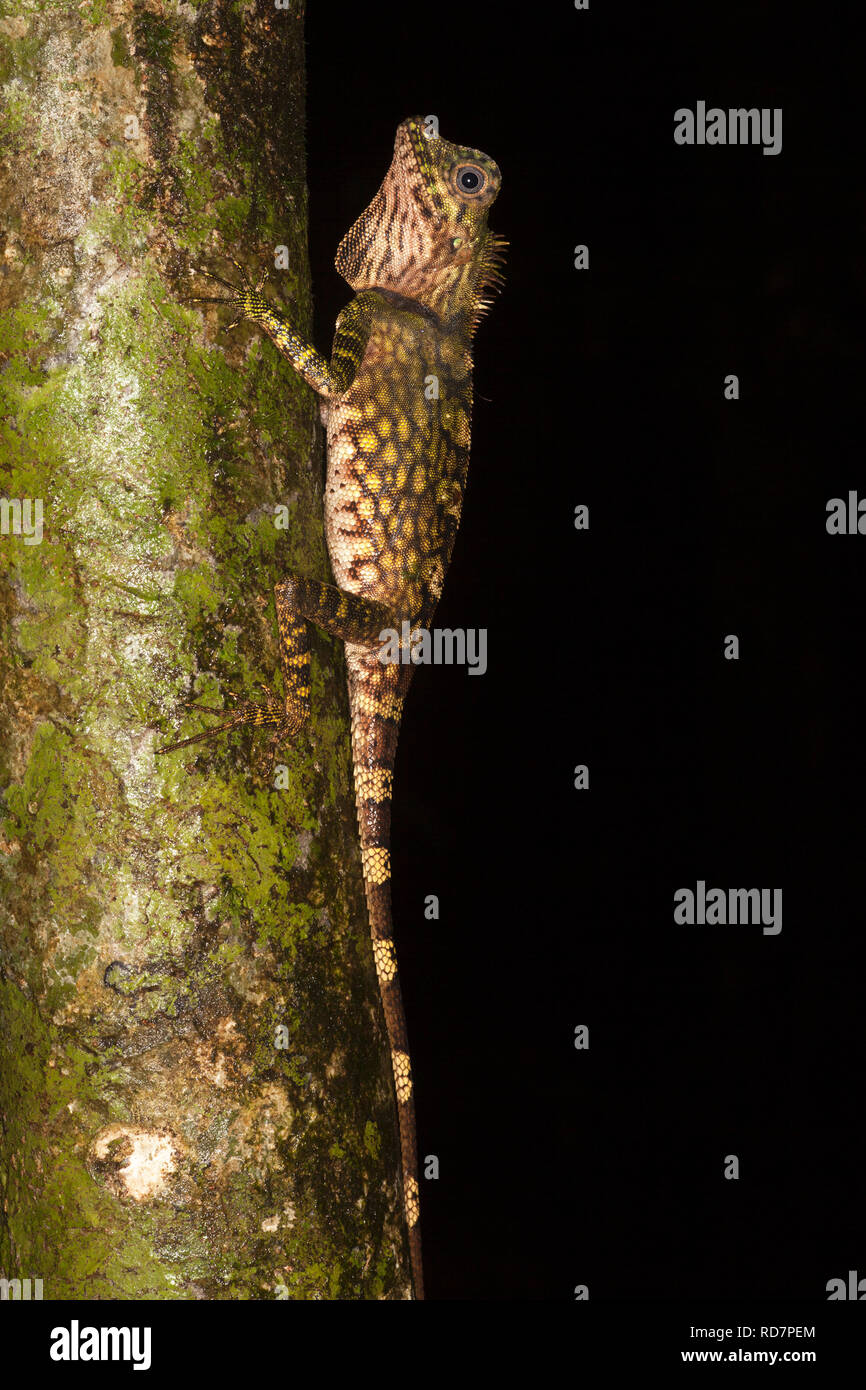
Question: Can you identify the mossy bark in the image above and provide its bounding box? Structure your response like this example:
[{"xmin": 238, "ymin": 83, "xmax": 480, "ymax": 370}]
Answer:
[{"xmin": 0, "ymin": 0, "xmax": 409, "ymax": 1299}]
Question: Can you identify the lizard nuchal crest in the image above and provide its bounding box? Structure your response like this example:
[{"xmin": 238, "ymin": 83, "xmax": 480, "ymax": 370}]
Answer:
[{"xmin": 159, "ymin": 117, "xmax": 504, "ymax": 1299}]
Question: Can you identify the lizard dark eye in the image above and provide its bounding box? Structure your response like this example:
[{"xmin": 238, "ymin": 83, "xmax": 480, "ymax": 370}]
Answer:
[{"xmin": 452, "ymin": 164, "xmax": 486, "ymax": 198}]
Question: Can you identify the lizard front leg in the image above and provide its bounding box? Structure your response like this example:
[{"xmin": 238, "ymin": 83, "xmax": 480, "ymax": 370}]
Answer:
[{"xmin": 184, "ymin": 258, "xmax": 375, "ymax": 398}]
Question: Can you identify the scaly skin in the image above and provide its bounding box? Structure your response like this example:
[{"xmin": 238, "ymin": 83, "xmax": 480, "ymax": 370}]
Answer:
[{"xmin": 159, "ymin": 116, "xmax": 504, "ymax": 1299}]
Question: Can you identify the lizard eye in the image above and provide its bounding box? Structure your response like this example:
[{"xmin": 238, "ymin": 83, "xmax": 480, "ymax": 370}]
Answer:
[{"xmin": 452, "ymin": 163, "xmax": 487, "ymax": 198}]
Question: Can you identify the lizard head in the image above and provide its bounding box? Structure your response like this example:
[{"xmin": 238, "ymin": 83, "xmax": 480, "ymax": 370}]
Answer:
[{"xmin": 334, "ymin": 116, "xmax": 505, "ymax": 333}]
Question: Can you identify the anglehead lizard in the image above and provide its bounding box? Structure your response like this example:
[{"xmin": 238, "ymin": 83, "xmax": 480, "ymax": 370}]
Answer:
[{"xmin": 158, "ymin": 116, "xmax": 504, "ymax": 1299}]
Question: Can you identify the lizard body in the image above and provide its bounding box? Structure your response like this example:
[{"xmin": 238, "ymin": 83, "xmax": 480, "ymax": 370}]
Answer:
[{"xmin": 159, "ymin": 117, "xmax": 504, "ymax": 1299}]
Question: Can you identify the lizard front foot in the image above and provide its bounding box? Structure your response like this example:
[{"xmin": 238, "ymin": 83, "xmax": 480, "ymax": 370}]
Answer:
[{"xmin": 182, "ymin": 253, "xmax": 269, "ymax": 332}]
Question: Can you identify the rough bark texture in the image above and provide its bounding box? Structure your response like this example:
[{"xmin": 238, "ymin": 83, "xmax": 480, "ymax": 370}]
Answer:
[{"xmin": 0, "ymin": 0, "xmax": 409, "ymax": 1299}]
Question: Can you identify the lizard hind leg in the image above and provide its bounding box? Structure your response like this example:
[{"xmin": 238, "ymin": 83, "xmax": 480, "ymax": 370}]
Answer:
[
  {"xmin": 274, "ymin": 586, "xmax": 313, "ymax": 734},
  {"xmin": 155, "ymin": 583, "xmax": 315, "ymax": 767},
  {"xmin": 157, "ymin": 599, "xmax": 312, "ymax": 766},
  {"xmin": 155, "ymin": 695, "xmax": 288, "ymax": 760},
  {"xmin": 275, "ymin": 574, "xmax": 398, "ymax": 648}
]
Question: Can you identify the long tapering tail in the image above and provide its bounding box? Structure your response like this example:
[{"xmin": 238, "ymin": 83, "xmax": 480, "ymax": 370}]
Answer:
[{"xmin": 348, "ymin": 652, "xmax": 423, "ymax": 1300}]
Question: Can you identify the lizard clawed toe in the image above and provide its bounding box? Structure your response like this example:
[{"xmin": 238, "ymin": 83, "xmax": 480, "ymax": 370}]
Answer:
[
  {"xmin": 156, "ymin": 696, "xmax": 291, "ymax": 758},
  {"xmin": 182, "ymin": 257, "xmax": 267, "ymax": 333}
]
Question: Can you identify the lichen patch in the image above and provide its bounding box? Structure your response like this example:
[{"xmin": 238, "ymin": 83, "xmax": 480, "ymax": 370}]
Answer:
[{"xmin": 90, "ymin": 1124, "xmax": 178, "ymax": 1201}]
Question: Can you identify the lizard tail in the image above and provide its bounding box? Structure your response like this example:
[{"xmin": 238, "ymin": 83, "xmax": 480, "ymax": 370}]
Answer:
[{"xmin": 348, "ymin": 655, "xmax": 424, "ymax": 1300}]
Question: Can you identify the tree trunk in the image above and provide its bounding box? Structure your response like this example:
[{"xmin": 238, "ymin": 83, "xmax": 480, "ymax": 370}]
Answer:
[{"xmin": 0, "ymin": 0, "xmax": 409, "ymax": 1300}]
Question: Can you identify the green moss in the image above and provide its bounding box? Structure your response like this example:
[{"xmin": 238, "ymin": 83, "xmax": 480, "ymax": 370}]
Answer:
[
  {"xmin": 82, "ymin": 0, "xmax": 109, "ymax": 27},
  {"xmin": 172, "ymin": 565, "xmax": 224, "ymax": 626},
  {"xmin": 133, "ymin": 9, "xmax": 175, "ymax": 68},
  {"xmin": 215, "ymin": 195, "xmax": 254, "ymax": 244},
  {"xmin": 110, "ymin": 27, "xmax": 132, "ymax": 68},
  {"xmin": 3, "ymin": 725, "xmax": 114, "ymax": 904},
  {"xmin": 172, "ymin": 125, "xmax": 258, "ymax": 253},
  {"xmin": 0, "ymin": 81, "xmax": 29, "ymax": 144},
  {"xmin": 363, "ymin": 1121, "xmax": 382, "ymax": 1161},
  {"xmin": 0, "ymin": 28, "xmax": 44, "ymax": 86},
  {"xmin": 87, "ymin": 148, "xmax": 153, "ymax": 256}
]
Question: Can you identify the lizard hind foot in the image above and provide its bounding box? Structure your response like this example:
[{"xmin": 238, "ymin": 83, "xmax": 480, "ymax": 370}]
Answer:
[
  {"xmin": 156, "ymin": 695, "xmax": 291, "ymax": 760},
  {"xmin": 250, "ymin": 703, "xmax": 308, "ymax": 779}
]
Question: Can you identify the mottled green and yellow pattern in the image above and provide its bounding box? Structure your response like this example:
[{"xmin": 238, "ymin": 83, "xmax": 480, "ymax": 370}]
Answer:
[{"xmin": 160, "ymin": 117, "xmax": 504, "ymax": 1299}]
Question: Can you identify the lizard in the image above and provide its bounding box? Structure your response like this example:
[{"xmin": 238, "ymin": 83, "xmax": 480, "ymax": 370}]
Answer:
[{"xmin": 157, "ymin": 116, "xmax": 504, "ymax": 1300}]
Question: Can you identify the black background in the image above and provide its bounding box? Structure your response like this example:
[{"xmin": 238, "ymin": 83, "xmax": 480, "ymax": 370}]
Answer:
[{"xmin": 304, "ymin": 1, "xmax": 864, "ymax": 1301}]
